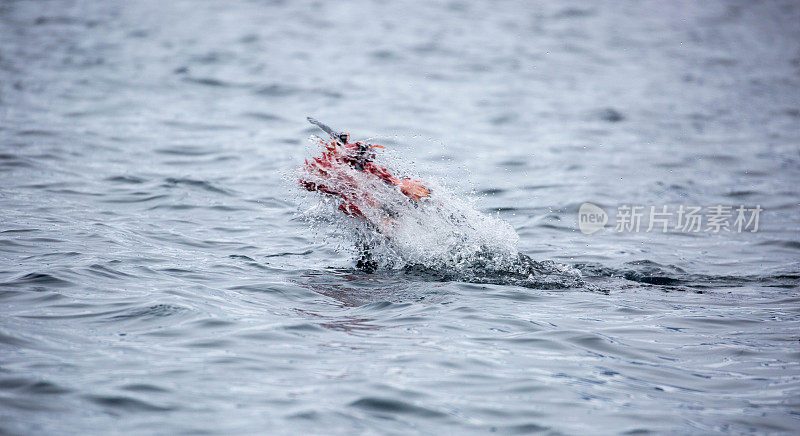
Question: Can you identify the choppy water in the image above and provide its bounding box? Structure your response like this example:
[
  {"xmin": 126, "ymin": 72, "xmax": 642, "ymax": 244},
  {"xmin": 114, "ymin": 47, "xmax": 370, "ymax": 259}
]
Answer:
[{"xmin": 1, "ymin": 0, "xmax": 799, "ymax": 434}]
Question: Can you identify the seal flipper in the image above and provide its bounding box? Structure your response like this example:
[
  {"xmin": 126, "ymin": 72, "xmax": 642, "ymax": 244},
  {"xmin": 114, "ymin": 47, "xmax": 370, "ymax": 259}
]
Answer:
[
  {"xmin": 308, "ymin": 116, "xmax": 349, "ymax": 145},
  {"xmin": 307, "ymin": 117, "xmax": 337, "ymax": 137}
]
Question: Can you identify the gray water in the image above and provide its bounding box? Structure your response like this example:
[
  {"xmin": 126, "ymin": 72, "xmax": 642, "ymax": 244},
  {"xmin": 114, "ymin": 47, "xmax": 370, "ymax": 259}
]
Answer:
[{"xmin": 1, "ymin": 0, "xmax": 799, "ymax": 434}]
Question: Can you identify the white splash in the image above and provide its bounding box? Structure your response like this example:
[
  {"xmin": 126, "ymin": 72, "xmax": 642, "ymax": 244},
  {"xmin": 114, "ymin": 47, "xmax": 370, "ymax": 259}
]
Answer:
[{"xmin": 296, "ymin": 137, "xmax": 584, "ymax": 289}]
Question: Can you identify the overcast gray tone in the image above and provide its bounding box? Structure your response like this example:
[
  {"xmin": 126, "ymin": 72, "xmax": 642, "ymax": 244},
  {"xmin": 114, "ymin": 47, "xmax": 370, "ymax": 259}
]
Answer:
[{"xmin": 1, "ymin": 0, "xmax": 799, "ymax": 434}]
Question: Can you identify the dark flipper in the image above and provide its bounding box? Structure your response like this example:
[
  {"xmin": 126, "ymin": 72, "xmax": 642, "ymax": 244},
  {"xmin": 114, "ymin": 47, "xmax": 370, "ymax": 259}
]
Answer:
[
  {"xmin": 308, "ymin": 116, "xmax": 339, "ymax": 139},
  {"xmin": 308, "ymin": 116, "xmax": 350, "ymax": 146},
  {"xmin": 307, "ymin": 116, "xmax": 336, "ymax": 137}
]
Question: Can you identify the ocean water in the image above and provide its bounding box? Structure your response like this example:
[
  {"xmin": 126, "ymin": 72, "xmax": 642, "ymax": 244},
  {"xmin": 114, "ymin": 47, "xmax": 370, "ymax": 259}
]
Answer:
[{"xmin": 1, "ymin": 0, "xmax": 799, "ymax": 434}]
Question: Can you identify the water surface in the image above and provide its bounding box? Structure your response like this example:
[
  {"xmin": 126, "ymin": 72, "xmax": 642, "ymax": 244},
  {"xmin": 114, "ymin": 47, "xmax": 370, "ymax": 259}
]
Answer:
[{"xmin": 1, "ymin": 0, "xmax": 799, "ymax": 434}]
